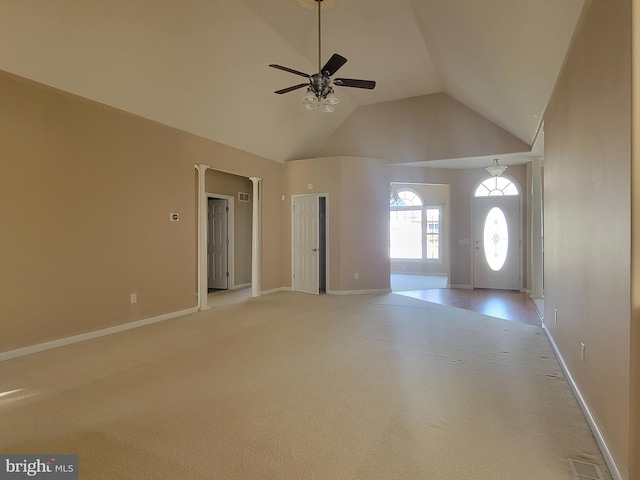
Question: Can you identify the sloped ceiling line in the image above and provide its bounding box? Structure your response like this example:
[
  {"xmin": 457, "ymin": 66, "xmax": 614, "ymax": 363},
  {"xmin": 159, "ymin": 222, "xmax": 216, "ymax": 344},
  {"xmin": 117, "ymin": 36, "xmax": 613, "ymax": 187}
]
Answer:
[{"xmin": 0, "ymin": 0, "xmax": 584, "ymax": 164}]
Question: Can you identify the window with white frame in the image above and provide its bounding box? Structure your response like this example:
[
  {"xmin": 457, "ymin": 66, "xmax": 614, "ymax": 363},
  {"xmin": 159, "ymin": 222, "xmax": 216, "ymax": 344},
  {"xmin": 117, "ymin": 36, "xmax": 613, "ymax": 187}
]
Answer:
[
  {"xmin": 390, "ymin": 189, "xmax": 442, "ymax": 261},
  {"xmin": 474, "ymin": 176, "xmax": 519, "ymax": 197}
]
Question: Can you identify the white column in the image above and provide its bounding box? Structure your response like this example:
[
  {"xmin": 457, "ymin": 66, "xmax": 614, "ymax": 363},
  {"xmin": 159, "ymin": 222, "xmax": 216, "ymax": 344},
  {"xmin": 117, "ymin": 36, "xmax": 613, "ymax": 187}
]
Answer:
[
  {"xmin": 531, "ymin": 157, "xmax": 544, "ymax": 299},
  {"xmin": 249, "ymin": 177, "xmax": 262, "ymax": 297},
  {"xmin": 195, "ymin": 164, "xmax": 210, "ymax": 310}
]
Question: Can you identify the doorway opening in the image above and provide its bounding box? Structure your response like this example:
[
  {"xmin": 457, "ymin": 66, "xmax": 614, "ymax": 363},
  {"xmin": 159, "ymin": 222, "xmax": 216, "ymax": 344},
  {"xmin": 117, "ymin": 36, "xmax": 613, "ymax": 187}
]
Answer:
[
  {"xmin": 196, "ymin": 166, "xmax": 256, "ymax": 310},
  {"xmin": 291, "ymin": 194, "xmax": 328, "ymax": 295},
  {"xmin": 204, "ymin": 170, "xmax": 254, "ymax": 298},
  {"xmin": 472, "ymin": 176, "xmax": 522, "ymax": 290},
  {"xmin": 319, "ymin": 196, "xmax": 326, "ymax": 293},
  {"xmin": 207, "ymin": 196, "xmax": 232, "ymax": 292},
  {"xmin": 389, "ymin": 182, "xmax": 450, "ymax": 291}
]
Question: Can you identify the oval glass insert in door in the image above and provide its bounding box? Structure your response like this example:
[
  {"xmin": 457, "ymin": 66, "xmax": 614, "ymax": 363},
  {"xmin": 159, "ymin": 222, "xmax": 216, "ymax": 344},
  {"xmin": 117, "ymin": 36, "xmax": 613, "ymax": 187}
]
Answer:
[{"xmin": 483, "ymin": 207, "xmax": 509, "ymax": 271}]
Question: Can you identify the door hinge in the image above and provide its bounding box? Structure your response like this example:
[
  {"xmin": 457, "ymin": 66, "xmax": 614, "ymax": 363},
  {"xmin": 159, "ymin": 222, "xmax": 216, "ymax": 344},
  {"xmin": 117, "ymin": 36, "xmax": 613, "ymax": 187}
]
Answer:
[
  {"xmin": 226, "ymin": 238, "xmax": 229, "ymax": 245},
  {"xmin": 226, "ymin": 271, "xmax": 229, "ymax": 277},
  {"xmin": 226, "ymin": 206, "xmax": 229, "ymax": 212}
]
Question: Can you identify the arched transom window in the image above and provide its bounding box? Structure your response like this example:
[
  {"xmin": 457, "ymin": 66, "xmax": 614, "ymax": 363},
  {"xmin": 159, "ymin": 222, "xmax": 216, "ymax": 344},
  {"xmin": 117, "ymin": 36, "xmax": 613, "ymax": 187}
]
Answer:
[
  {"xmin": 474, "ymin": 177, "xmax": 519, "ymax": 197},
  {"xmin": 390, "ymin": 189, "xmax": 422, "ymax": 207}
]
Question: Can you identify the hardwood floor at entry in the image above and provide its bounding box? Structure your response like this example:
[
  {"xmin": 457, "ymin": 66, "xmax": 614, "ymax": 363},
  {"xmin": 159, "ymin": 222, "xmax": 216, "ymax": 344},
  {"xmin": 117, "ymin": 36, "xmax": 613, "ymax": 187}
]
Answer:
[{"xmin": 397, "ymin": 288, "xmax": 542, "ymax": 327}]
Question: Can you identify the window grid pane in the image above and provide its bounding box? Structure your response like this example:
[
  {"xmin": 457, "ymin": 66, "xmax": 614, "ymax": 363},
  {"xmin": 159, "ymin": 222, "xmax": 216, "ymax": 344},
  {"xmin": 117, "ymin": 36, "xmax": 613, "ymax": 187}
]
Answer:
[
  {"xmin": 390, "ymin": 210, "xmax": 423, "ymax": 259},
  {"xmin": 474, "ymin": 177, "xmax": 519, "ymax": 197},
  {"xmin": 390, "ymin": 190, "xmax": 441, "ymax": 262},
  {"xmin": 425, "ymin": 208, "xmax": 440, "ymax": 260}
]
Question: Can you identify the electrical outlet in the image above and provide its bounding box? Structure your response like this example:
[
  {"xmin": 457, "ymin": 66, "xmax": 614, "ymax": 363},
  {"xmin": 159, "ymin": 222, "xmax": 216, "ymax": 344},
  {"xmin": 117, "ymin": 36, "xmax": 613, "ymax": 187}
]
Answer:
[
  {"xmin": 354, "ymin": 272, "xmax": 359, "ymax": 280},
  {"xmin": 131, "ymin": 293, "xmax": 137, "ymax": 304}
]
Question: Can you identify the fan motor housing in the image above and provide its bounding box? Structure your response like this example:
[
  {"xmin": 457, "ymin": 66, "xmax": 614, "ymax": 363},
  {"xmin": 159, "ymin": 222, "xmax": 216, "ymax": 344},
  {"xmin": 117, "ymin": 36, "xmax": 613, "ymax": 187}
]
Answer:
[{"xmin": 311, "ymin": 73, "xmax": 332, "ymax": 97}]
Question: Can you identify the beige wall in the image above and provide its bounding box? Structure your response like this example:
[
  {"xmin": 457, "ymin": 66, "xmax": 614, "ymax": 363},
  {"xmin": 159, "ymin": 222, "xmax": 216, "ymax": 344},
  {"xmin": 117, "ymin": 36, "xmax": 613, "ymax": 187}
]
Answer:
[
  {"xmin": 314, "ymin": 93, "xmax": 530, "ymax": 164},
  {"xmin": 0, "ymin": 71, "xmax": 282, "ymax": 352},
  {"xmin": 632, "ymin": 1, "xmax": 640, "ymax": 477},
  {"xmin": 283, "ymin": 156, "xmax": 390, "ymax": 293},
  {"xmin": 282, "ymin": 156, "xmax": 341, "ymax": 290},
  {"xmin": 544, "ymin": 0, "xmax": 632, "ymax": 477},
  {"xmin": 205, "ymin": 170, "xmax": 253, "ymax": 286},
  {"xmin": 338, "ymin": 157, "xmax": 391, "ymax": 292}
]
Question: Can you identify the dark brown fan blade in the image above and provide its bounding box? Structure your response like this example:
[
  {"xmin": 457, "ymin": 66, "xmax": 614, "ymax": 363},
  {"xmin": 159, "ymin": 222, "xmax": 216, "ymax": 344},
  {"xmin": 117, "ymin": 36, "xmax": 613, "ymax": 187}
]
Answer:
[
  {"xmin": 274, "ymin": 83, "xmax": 308, "ymax": 95},
  {"xmin": 269, "ymin": 64, "xmax": 310, "ymax": 78},
  {"xmin": 321, "ymin": 54, "xmax": 347, "ymax": 76},
  {"xmin": 333, "ymin": 78, "xmax": 376, "ymax": 89}
]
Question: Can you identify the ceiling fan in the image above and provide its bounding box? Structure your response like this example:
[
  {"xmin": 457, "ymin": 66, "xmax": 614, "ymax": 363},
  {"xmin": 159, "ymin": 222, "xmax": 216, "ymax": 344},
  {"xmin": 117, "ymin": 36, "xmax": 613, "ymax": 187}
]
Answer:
[{"xmin": 269, "ymin": 0, "xmax": 376, "ymax": 112}]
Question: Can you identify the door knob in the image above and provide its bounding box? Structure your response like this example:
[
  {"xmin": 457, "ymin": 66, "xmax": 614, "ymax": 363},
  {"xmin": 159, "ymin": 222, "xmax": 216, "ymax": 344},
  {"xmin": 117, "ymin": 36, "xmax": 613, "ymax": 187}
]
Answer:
[{"xmin": 311, "ymin": 248, "xmax": 318, "ymax": 252}]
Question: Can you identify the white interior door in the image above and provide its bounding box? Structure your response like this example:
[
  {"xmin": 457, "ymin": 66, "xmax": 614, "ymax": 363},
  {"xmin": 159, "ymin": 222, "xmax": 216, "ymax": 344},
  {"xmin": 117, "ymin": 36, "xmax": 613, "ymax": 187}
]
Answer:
[
  {"xmin": 292, "ymin": 195, "xmax": 319, "ymax": 295},
  {"xmin": 473, "ymin": 196, "xmax": 521, "ymax": 290},
  {"xmin": 208, "ymin": 198, "xmax": 228, "ymax": 289}
]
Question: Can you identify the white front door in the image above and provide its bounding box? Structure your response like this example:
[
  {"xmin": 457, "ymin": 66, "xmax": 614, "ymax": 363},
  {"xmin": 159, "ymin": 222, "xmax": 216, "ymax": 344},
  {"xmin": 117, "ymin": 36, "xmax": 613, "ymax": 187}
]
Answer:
[
  {"xmin": 292, "ymin": 195, "xmax": 319, "ymax": 295},
  {"xmin": 473, "ymin": 196, "xmax": 521, "ymax": 290},
  {"xmin": 208, "ymin": 198, "xmax": 228, "ymax": 289}
]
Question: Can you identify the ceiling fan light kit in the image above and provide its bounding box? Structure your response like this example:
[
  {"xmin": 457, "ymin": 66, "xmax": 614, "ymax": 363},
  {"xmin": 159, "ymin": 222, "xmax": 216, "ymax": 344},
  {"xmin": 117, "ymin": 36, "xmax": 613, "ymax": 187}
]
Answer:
[
  {"xmin": 319, "ymin": 104, "xmax": 335, "ymax": 113},
  {"xmin": 324, "ymin": 91, "xmax": 340, "ymax": 105},
  {"xmin": 270, "ymin": 0, "xmax": 375, "ymax": 113}
]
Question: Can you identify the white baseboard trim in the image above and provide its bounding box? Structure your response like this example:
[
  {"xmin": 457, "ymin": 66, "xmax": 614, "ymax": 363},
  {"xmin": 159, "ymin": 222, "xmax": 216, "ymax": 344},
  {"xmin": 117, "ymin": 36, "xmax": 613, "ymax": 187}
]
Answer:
[
  {"xmin": 232, "ymin": 283, "xmax": 251, "ymax": 290},
  {"xmin": 260, "ymin": 286, "xmax": 292, "ymax": 296},
  {"xmin": 533, "ymin": 299, "xmax": 544, "ymax": 321},
  {"xmin": 449, "ymin": 284, "xmax": 473, "ymax": 289},
  {"xmin": 326, "ymin": 288, "xmax": 391, "ymax": 296},
  {"xmin": 542, "ymin": 324, "xmax": 623, "ymax": 480},
  {"xmin": 390, "ymin": 272, "xmax": 448, "ymax": 277},
  {"xmin": 261, "ymin": 287, "xmax": 391, "ymax": 296},
  {"xmin": 0, "ymin": 307, "xmax": 198, "ymax": 363}
]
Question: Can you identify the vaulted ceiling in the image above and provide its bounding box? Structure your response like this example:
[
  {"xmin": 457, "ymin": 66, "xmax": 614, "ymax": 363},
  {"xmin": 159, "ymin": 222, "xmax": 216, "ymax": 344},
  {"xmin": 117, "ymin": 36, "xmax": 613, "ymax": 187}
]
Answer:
[{"xmin": 0, "ymin": 0, "xmax": 584, "ymax": 166}]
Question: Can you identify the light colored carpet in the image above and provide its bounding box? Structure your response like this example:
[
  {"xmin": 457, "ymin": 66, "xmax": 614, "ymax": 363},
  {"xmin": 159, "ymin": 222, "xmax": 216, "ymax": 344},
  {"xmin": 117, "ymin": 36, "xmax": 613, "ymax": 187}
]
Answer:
[{"xmin": 0, "ymin": 292, "xmax": 611, "ymax": 479}]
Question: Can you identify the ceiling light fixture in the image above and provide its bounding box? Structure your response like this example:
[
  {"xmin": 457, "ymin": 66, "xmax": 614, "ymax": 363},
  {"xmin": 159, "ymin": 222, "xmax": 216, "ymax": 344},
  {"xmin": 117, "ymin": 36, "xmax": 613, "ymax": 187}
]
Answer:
[
  {"xmin": 269, "ymin": 0, "xmax": 375, "ymax": 113},
  {"xmin": 485, "ymin": 159, "xmax": 507, "ymax": 176}
]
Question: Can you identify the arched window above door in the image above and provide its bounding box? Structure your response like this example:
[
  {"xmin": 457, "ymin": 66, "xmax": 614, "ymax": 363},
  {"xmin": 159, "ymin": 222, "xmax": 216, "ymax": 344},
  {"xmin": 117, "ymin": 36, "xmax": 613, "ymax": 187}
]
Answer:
[
  {"xmin": 390, "ymin": 189, "xmax": 423, "ymax": 207},
  {"xmin": 474, "ymin": 177, "xmax": 519, "ymax": 197}
]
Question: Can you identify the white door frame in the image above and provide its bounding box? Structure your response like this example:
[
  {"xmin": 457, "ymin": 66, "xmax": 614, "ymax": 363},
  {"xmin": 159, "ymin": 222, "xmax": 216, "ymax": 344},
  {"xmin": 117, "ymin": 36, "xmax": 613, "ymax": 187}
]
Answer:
[
  {"xmin": 471, "ymin": 187, "xmax": 523, "ymax": 291},
  {"xmin": 207, "ymin": 193, "xmax": 235, "ymax": 291},
  {"xmin": 291, "ymin": 193, "xmax": 329, "ymax": 294},
  {"xmin": 196, "ymin": 164, "xmax": 260, "ymax": 310}
]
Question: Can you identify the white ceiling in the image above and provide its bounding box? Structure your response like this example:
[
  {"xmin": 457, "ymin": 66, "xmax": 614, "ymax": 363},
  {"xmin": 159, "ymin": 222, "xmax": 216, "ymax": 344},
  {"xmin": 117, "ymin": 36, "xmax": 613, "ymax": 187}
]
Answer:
[{"xmin": 0, "ymin": 0, "xmax": 584, "ymax": 165}]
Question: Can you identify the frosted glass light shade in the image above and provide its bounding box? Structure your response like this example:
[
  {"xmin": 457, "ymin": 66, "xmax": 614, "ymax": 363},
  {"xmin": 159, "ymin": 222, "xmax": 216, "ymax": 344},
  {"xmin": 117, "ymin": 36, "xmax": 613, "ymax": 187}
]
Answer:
[
  {"xmin": 302, "ymin": 89, "xmax": 316, "ymax": 104},
  {"xmin": 323, "ymin": 92, "xmax": 340, "ymax": 105},
  {"xmin": 485, "ymin": 159, "xmax": 507, "ymax": 176}
]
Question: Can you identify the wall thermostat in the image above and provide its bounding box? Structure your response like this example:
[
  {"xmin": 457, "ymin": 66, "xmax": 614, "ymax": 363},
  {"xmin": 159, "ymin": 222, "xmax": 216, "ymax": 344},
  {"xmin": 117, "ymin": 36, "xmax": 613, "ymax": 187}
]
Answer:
[{"xmin": 170, "ymin": 213, "xmax": 180, "ymax": 221}]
